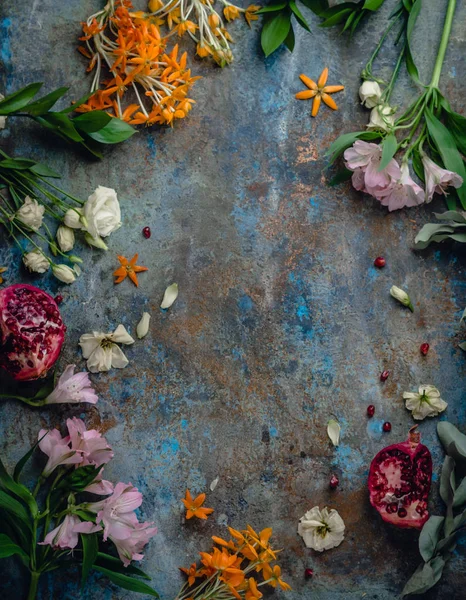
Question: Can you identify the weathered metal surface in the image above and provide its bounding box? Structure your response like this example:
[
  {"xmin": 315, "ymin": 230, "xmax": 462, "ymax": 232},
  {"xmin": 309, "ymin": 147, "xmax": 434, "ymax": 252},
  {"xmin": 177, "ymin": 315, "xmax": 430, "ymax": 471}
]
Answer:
[{"xmin": 1, "ymin": 1, "xmax": 466, "ymax": 599}]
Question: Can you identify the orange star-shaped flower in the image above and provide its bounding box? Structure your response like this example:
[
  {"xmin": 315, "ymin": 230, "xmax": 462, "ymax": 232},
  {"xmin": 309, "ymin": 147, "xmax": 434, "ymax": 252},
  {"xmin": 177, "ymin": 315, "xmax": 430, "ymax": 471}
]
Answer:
[
  {"xmin": 295, "ymin": 67, "xmax": 344, "ymax": 117},
  {"xmin": 113, "ymin": 254, "xmax": 148, "ymax": 287},
  {"xmin": 182, "ymin": 489, "xmax": 214, "ymax": 520}
]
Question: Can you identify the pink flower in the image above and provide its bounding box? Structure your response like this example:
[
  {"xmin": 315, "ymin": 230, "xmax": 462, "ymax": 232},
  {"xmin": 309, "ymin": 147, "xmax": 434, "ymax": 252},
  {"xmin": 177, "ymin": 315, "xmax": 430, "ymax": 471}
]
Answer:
[
  {"xmin": 40, "ymin": 515, "xmax": 102, "ymax": 549},
  {"xmin": 38, "ymin": 429, "xmax": 82, "ymax": 477},
  {"xmin": 422, "ymin": 155, "xmax": 463, "ymax": 202},
  {"xmin": 83, "ymin": 470, "xmax": 114, "ymax": 495},
  {"xmin": 376, "ymin": 163, "xmax": 425, "ymax": 211},
  {"xmin": 95, "ymin": 482, "xmax": 143, "ymax": 541},
  {"xmin": 110, "ymin": 522, "xmax": 157, "ymax": 567},
  {"xmin": 344, "ymin": 140, "xmax": 401, "ymax": 197},
  {"xmin": 66, "ymin": 417, "xmax": 114, "ymax": 467},
  {"xmin": 44, "ymin": 365, "xmax": 98, "ymax": 405}
]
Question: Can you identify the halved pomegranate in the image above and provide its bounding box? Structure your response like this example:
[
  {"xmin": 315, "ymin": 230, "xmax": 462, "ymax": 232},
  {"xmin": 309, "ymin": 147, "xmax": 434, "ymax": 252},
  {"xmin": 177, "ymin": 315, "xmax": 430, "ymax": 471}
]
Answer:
[
  {"xmin": 368, "ymin": 426, "xmax": 432, "ymax": 529},
  {"xmin": 0, "ymin": 284, "xmax": 65, "ymax": 381}
]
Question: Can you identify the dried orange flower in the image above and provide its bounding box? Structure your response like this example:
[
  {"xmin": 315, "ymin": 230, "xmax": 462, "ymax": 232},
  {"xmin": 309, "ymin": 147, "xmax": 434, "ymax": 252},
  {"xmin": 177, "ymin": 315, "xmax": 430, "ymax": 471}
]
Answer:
[
  {"xmin": 182, "ymin": 489, "xmax": 214, "ymax": 520},
  {"xmin": 0, "ymin": 266, "xmax": 7, "ymax": 285},
  {"xmin": 296, "ymin": 67, "xmax": 344, "ymax": 117},
  {"xmin": 245, "ymin": 5, "xmax": 261, "ymax": 27},
  {"xmin": 113, "ymin": 253, "xmax": 148, "ymax": 286}
]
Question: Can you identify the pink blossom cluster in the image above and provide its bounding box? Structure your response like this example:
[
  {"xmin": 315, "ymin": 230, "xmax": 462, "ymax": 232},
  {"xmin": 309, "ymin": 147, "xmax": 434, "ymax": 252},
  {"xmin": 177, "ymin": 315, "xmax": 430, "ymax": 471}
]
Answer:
[
  {"xmin": 38, "ymin": 419, "xmax": 156, "ymax": 567},
  {"xmin": 343, "ymin": 141, "xmax": 463, "ymax": 212}
]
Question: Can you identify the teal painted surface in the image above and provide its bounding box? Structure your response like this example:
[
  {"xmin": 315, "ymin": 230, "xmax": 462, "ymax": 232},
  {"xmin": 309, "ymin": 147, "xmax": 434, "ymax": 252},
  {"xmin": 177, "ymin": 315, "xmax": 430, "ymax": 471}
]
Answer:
[{"xmin": 0, "ymin": 1, "xmax": 466, "ymax": 599}]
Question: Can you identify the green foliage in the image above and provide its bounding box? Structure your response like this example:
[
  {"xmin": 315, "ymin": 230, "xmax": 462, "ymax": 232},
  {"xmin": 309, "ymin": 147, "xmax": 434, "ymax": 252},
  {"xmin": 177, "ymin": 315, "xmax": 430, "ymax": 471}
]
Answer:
[
  {"xmin": 326, "ymin": 131, "xmax": 381, "ymax": 165},
  {"xmin": 414, "ymin": 211, "xmax": 466, "ymax": 249},
  {"xmin": 317, "ymin": 0, "xmax": 387, "ymax": 35},
  {"xmin": 92, "ymin": 566, "xmax": 159, "ymax": 596}
]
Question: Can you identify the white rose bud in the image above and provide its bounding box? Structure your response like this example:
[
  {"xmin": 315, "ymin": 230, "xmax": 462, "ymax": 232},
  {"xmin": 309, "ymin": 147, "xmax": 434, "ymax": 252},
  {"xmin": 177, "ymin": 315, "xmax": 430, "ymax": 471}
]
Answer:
[
  {"xmin": 83, "ymin": 186, "xmax": 121, "ymax": 239},
  {"xmin": 85, "ymin": 233, "xmax": 108, "ymax": 250},
  {"xmin": 56, "ymin": 225, "xmax": 75, "ymax": 252},
  {"xmin": 52, "ymin": 264, "xmax": 77, "ymax": 284},
  {"xmin": 390, "ymin": 285, "xmax": 413, "ymax": 312},
  {"xmin": 64, "ymin": 208, "xmax": 84, "ymax": 229},
  {"xmin": 367, "ymin": 104, "xmax": 395, "ymax": 132},
  {"xmin": 0, "ymin": 93, "xmax": 6, "ymax": 130},
  {"xmin": 16, "ymin": 196, "xmax": 45, "ymax": 231},
  {"xmin": 359, "ymin": 81, "xmax": 382, "ymax": 109},
  {"xmin": 23, "ymin": 250, "xmax": 50, "ymax": 274}
]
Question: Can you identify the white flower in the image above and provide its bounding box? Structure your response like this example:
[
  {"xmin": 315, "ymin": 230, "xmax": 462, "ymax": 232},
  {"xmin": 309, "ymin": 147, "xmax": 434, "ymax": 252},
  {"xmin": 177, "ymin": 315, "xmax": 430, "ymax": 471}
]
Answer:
[
  {"xmin": 79, "ymin": 324, "xmax": 135, "ymax": 373},
  {"xmin": 85, "ymin": 233, "xmax": 108, "ymax": 250},
  {"xmin": 64, "ymin": 208, "xmax": 84, "ymax": 229},
  {"xmin": 52, "ymin": 264, "xmax": 77, "ymax": 284},
  {"xmin": 359, "ymin": 81, "xmax": 382, "ymax": 109},
  {"xmin": 83, "ymin": 186, "xmax": 121, "ymax": 239},
  {"xmin": 390, "ymin": 285, "xmax": 413, "ymax": 311},
  {"xmin": 367, "ymin": 105, "xmax": 395, "ymax": 132},
  {"xmin": 403, "ymin": 385, "xmax": 447, "ymax": 420},
  {"xmin": 0, "ymin": 93, "xmax": 6, "ymax": 130},
  {"xmin": 136, "ymin": 312, "xmax": 151, "ymax": 339},
  {"xmin": 298, "ymin": 506, "xmax": 345, "ymax": 552},
  {"xmin": 23, "ymin": 250, "xmax": 50, "ymax": 274},
  {"xmin": 16, "ymin": 196, "xmax": 45, "ymax": 231},
  {"xmin": 44, "ymin": 365, "xmax": 98, "ymax": 405},
  {"xmin": 56, "ymin": 225, "xmax": 75, "ymax": 252}
]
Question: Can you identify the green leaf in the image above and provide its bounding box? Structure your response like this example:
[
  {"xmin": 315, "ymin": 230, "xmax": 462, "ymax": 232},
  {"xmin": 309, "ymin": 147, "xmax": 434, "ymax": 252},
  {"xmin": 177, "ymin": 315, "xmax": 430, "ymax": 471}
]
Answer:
[
  {"xmin": 95, "ymin": 553, "xmax": 151, "ymax": 580},
  {"xmin": 29, "ymin": 163, "xmax": 61, "ymax": 178},
  {"xmin": 14, "ymin": 433, "xmax": 48, "ymax": 483},
  {"xmin": 453, "ymin": 507, "xmax": 466, "ymax": 530},
  {"xmin": 72, "ymin": 111, "xmax": 113, "ymax": 134},
  {"xmin": 414, "ymin": 223, "xmax": 456, "ymax": 247},
  {"xmin": 378, "ymin": 134, "xmax": 398, "ymax": 171},
  {"xmin": 283, "ymin": 24, "xmax": 295, "ymax": 52},
  {"xmin": 300, "ymin": 0, "xmax": 327, "ymax": 15},
  {"xmin": 411, "ymin": 149, "xmax": 425, "ymax": 182},
  {"xmin": 0, "ymin": 457, "xmax": 37, "ymax": 518},
  {"xmin": 0, "ymin": 83, "xmax": 43, "ymax": 115},
  {"xmin": 440, "ymin": 456, "xmax": 456, "ymax": 509},
  {"xmin": 460, "ymin": 341, "xmax": 466, "ymax": 352},
  {"xmin": 0, "ymin": 533, "xmax": 28, "ymax": 559},
  {"xmin": 435, "ymin": 532, "xmax": 457, "ymax": 555},
  {"xmin": 86, "ymin": 117, "xmax": 136, "ymax": 144},
  {"xmin": 328, "ymin": 168, "xmax": 353, "ymax": 186},
  {"xmin": 446, "ymin": 111, "xmax": 466, "ymax": 155},
  {"xmin": 342, "ymin": 11, "xmax": 357, "ymax": 33},
  {"xmin": 350, "ymin": 10, "xmax": 365, "ymax": 34},
  {"xmin": 36, "ymin": 113, "xmax": 84, "ymax": 143},
  {"xmin": 435, "ymin": 210, "xmax": 466, "ymax": 224},
  {"xmin": 363, "ymin": 0, "xmax": 386, "ymax": 10},
  {"xmin": 326, "ymin": 131, "xmax": 381, "ymax": 164},
  {"xmin": 58, "ymin": 465, "xmax": 102, "ymax": 492},
  {"xmin": 425, "ymin": 108, "xmax": 466, "ymax": 209},
  {"xmin": 22, "ymin": 87, "xmax": 69, "ymax": 116},
  {"xmin": 257, "ymin": 2, "xmax": 287, "ymax": 13},
  {"xmin": 59, "ymin": 92, "xmax": 93, "ymax": 114},
  {"xmin": 92, "ymin": 566, "xmax": 159, "ymax": 596},
  {"xmin": 404, "ymin": 0, "xmax": 422, "ymax": 84},
  {"xmin": 261, "ymin": 11, "xmax": 292, "ymax": 57},
  {"xmin": 401, "ymin": 556, "xmax": 445, "ymax": 597},
  {"xmin": 437, "ymin": 422, "xmax": 466, "ymax": 462},
  {"xmin": 290, "ymin": 1, "xmax": 311, "ymax": 31},
  {"xmin": 0, "ymin": 158, "xmax": 37, "ymax": 170},
  {"xmin": 320, "ymin": 8, "xmax": 353, "ymax": 27},
  {"xmin": 81, "ymin": 532, "xmax": 99, "ymax": 588},
  {"xmin": 0, "ymin": 490, "xmax": 33, "ymax": 530},
  {"xmin": 419, "ymin": 516, "xmax": 444, "ymax": 562}
]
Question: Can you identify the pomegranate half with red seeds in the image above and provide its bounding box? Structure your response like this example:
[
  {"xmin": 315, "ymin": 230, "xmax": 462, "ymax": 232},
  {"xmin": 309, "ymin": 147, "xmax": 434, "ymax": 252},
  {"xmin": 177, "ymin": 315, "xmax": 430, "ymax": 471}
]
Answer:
[
  {"xmin": 0, "ymin": 284, "xmax": 65, "ymax": 381},
  {"xmin": 368, "ymin": 426, "xmax": 432, "ymax": 529}
]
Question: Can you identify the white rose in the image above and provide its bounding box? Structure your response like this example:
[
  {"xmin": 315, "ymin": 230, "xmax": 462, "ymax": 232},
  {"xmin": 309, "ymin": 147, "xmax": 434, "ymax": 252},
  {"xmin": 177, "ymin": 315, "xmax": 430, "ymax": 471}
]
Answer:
[
  {"xmin": 52, "ymin": 264, "xmax": 76, "ymax": 284},
  {"xmin": 359, "ymin": 81, "xmax": 382, "ymax": 108},
  {"xmin": 367, "ymin": 105, "xmax": 395, "ymax": 132},
  {"xmin": 0, "ymin": 93, "xmax": 6, "ymax": 130},
  {"xmin": 23, "ymin": 250, "xmax": 50, "ymax": 274},
  {"xmin": 298, "ymin": 506, "xmax": 345, "ymax": 552},
  {"xmin": 83, "ymin": 186, "xmax": 121, "ymax": 239},
  {"xmin": 64, "ymin": 208, "xmax": 84, "ymax": 229},
  {"xmin": 56, "ymin": 225, "xmax": 75, "ymax": 252},
  {"xmin": 16, "ymin": 196, "xmax": 45, "ymax": 231},
  {"xmin": 403, "ymin": 385, "xmax": 447, "ymax": 420}
]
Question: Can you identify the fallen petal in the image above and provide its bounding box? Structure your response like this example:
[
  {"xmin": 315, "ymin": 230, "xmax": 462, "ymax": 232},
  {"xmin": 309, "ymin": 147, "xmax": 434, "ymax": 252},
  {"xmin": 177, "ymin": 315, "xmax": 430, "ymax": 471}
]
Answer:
[
  {"xmin": 327, "ymin": 419, "xmax": 341, "ymax": 447},
  {"xmin": 137, "ymin": 312, "xmax": 151, "ymax": 339},
  {"xmin": 161, "ymin": 283, "xmax": 178, "ymax": 309}
]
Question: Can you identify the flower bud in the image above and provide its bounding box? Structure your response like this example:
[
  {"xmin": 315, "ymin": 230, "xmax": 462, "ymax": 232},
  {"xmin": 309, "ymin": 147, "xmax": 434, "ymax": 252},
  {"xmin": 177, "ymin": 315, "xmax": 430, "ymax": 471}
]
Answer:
[
  {"xmin": 367, "ymin": 105, "xmax": 395, "ymax": 132},
  {"xmin": 359, "ymin": 81, "xmax": 382, "ymax": 109},
  {"xmin": 69, "ymin": 255, "xmax": 83, "ymax": 264},
  {"xmin": 85, "ymin": 233, "xmax": 108, "ymax": 250},
  {"xmin": 16, "ymin": 196, "xmax": 45, "ymax": 231},
  {"xmin": 23, "ymin": 250, "xmax": 50, "ymax": 274},
  {"xmin": 56, "ymin": 225, "xmax": 75, "ymax": 252},
  {"xmin": 64, "ymin": 208, "xmax": 84, "ymax": 229},
  {"xmin": 52, "ymin": 264, "xmax": 77, "ymax": 284},
  {"xmin": 0, "ymin": 94, "xmax": 6, "ymax": 130},
  {"xmin": 390, "ymin": 285, "xmax": 413, "ymax": 311}
]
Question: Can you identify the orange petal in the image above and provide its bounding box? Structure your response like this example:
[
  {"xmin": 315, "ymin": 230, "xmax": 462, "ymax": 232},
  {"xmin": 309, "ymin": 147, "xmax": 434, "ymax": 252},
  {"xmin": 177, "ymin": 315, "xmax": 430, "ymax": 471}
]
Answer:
[
  {"xmin": 113, "ymin": 267, "xmax": 127, "ymax": 277},
  {"xmin": 130, "ymin": 253, "xmax": 139, "ymax": 265},
  {"xmin": 295, "ymin": 90, "xmax": 316, "ymax": 100},
  {"xmin": 322, "ymin": 93, "xmax": 338, "ymax": 110},
  {"xmin": 193, "ymin": 493, "xmax": 206, "ymax": 508},
  {"xmin": 117, "ymin": 255, "xmax": 129, "ymax": 266},
  {"xmin": 311, "ymin": 95, "xmax": 321, "ymax": 117},
  {"xmin": 299, "ymin": 74, "xmax": 317, "ymax": 90},
  {"xmin": 318, "ymin": 67, "xmax": 328, "ymax": 88},
  {"xmin": 132, "ymin": 265, "xmax": 148, "ymax": 273},
  {"xmin": 128, "ymin": 271, "xmax": 139, "ymax": 287},
  {"xmin": 323, "ymin": 85, "xmax": 344, "ymax": 93}
]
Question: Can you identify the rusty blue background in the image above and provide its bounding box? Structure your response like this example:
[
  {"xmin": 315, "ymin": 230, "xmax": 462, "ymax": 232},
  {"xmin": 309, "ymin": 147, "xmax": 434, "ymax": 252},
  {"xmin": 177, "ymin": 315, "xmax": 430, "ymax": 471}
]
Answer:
[{"xmin": 0, "ymin": 1, "xmax": 466, "ymax": 598}]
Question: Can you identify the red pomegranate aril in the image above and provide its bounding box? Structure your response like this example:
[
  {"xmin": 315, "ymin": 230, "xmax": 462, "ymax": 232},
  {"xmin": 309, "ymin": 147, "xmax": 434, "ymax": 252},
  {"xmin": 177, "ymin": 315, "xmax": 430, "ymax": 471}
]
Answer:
[
  {"xmin": 367, "ymin": 405, "xmax": 375, "ymax": 418},
  {"xmin": 305, "ymin": 568, "xmax": 313, "ymax": 579},
  {"xmin": 329, "ymin": 475, "xmax": 339, "ymax": 489},
  {"xmin": 398, "ymin": 507, "xmax": 407, "ymax": 518},
  {"xmin": 54, "ymin": 295, "xmax": 63, "ymax": 305},
  {"xmin": 383, "ymin": 422, "xmax": 392, "ymax": 432},
  {"xmin": 142, "ymin": 226, "xmax": 151, "ymax": 239},
  {"xmin": 420, "ymin": 343, "xmax": 430, "ymax": 356},
  {"xmin": 374, "ymin": 256, "xmax": 386, "ymax": 268},
  {"xmin": 380, "ymin": 370, "xmax": 390, "ymax": 382}
]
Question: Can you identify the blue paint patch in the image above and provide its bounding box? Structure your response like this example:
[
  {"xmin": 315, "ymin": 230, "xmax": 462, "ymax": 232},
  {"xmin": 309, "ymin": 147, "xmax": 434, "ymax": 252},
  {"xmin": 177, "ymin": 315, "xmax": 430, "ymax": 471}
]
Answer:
[
  {"xmin": 269, "ymin": 426, "xmax": 278, "ymax": 437},
  {"xmin": 0, "ymin": 19, "xmax": 12, "ymax": 89},
  {"xmin": 238, "ymin": 294, "xmax": 253, "ymax": 311},
  {"xmin": 181, "ymin": 419, "xmax": 188, "ymax": 430},
  {"xmin": 296, "ymin": 298, "xmax": 310, "ymax": 321},
  {"xmin": 161, "ymin": 438, "xmax": 179, "ymax": 455},
  {"xmin": 146, "ymin": 134, "xmax": 156, "ymax": 159}
]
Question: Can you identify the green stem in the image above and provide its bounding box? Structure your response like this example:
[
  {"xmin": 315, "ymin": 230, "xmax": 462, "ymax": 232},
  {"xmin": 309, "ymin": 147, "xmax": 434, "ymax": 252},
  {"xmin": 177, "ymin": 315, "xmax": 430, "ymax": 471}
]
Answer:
[
  {"xmin": 429, "ymin": 0, "xmax": 457, "ymax": 89},
  {"xmin": 0, "ymin": 393, "xmax": 43, "ymax": 406},
  {"xmin": 362, "ymin": 13, "xmax": 401, "ymax": 81},
  {"xmin": 27, "ymin": 571, "xmax": 40, "ymax": 600}
]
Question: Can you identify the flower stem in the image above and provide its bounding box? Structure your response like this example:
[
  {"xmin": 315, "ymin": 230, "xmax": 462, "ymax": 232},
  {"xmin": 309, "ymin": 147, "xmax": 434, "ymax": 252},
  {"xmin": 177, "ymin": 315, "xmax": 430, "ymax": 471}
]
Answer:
[
  {"xmin": 27, "ymin": 571, "xmax": 40, "ymax": 600},
  {"xmin": 429, "ymin": 0, "xmax": 457, "ymax": 89}
]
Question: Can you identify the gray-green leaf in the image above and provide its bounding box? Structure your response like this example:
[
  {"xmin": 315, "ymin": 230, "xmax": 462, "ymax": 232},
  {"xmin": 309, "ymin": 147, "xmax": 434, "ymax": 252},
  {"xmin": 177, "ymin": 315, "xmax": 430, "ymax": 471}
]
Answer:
[
  {"xmin": 419, "ymin": 516, "xmax": 444, "ymax": 562},
  {"xmin": 437, "ymin": 422, "xmax": 466, "ymax": 461},
  {"xmin": 401, "ymin": 556, "xmax": 446, "ymax": 597}
]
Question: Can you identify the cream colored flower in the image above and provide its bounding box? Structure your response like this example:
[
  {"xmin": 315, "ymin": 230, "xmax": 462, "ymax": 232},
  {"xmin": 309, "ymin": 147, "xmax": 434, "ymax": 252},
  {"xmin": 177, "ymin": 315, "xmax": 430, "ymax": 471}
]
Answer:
[
  {"xmin": 83, "ymin": 186, "xmax": 121, "ymax": 239},
  {"xmin": 403, "ymin": 385, "xmax": 447, "ymax": 420},
  {"xmin": 298, "ymin": 506, "xmax": 345, "ymax": 552},
  {"xmin": 79, "ymin": 325, "xmax": 134, "ymax": 373},
  {"xmin": 52, "ymin": 264, "xmax": 77, "ymax": 284},
  {"xmin": 64, "ymin": 208, "xmax": 84, "ymax": 229},
  {"xmin": 359, "ymin": 81, "xmax": 382, "ymax": 109},
  {"xmin": 56, "ymin": 225, "xmax": 75, "ymax": 252},
  {"xmin": 85, "ymin": 233, "xmax": 108, "ymax": 250},
  {"xmin": 23, "ymin": 250, "xmax": 50, "ymax": 274},
  {"xmin": 16, "ymin": 196, "xmax": 45, "ymax": 231},
  {"xmin": 390, "ymin": 285, "xmax": 413, "ymax": 311},
  {"xmin": 367, "ymin": 104, "xmax": 395, "ymax": 132}
]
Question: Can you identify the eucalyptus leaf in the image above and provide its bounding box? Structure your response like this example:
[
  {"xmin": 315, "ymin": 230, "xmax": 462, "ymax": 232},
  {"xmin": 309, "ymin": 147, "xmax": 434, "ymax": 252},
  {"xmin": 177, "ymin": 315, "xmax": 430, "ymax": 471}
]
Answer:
[
  {"xmin": 452, "ymin": 477, "xmax": 466, "ymax": 508},
  {"xmin": 0, "ymin": 83, "xmax": 43, "ymax": 115},
  {"xmin": 440, "ymin": 456, "xmax": 455, "ymax": 508},
  {"xmin": 419, "ymin": 516, "xmax": 444, "ymax": 562},
  {"xmin": 401, "ymin": 556, "xmax": 445, "ymax": 597},
  {"xmin": 327, "ymin": 419, "xmax": 340, "ymax": 447},
  {"xmin": 459, "ymin": 342, "xmax": 466, "ymax": 352},
  {"xmin": 435, "ymin": 532, "xmax": 457, "ymax": 555},
  {"xmin": 92, "ymin": 565, "xmax": 159, "ymax": 596},
  {"xmin": 453, "ymin": 507, "xmax": 466, "ymax": 530},
  {"xmin": 437, "ymin": 422, "xmax": 466, "ymax": 461},
  {"xmin": 434, "ymin": 211, "xmax": 466, "ymax": 224}
]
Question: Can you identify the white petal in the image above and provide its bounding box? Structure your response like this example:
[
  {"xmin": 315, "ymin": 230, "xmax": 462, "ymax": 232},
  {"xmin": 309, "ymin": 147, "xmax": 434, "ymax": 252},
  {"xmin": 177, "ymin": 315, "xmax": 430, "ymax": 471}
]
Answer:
[
  {"xmin": 87, "ymin": 346, "xmax": 112, "ymax": 373},
  {"xmin": 110, "ymin": 345, "xmax": 129, "ymax": 369},
  {"xmin": 327, "ymin": 419, "xmax": 341, "ymax": 447},
  {"xmin": 110, "ymin": 324, "xmax": 135, "ymax": 345},
  {"xmin": 210, "ymin": 477, "xmax": 219, "ymax": 492},
  {"xmin": 136, "ymin": 312, "xmax": 151, "ymax": 339},
  {"xmin": 79, "ymin": 333, "xmax": 103, "ymax": 359},
  {"xmin": 161, "ymin": 283, "xmax": 178, "ymax": 309}
]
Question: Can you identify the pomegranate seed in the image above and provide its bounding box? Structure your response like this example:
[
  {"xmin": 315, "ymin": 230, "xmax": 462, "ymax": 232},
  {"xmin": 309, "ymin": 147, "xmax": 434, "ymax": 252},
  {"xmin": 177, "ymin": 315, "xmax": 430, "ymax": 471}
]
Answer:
[
  {"xmin": 329, "ymin": 475, "xmax": 339, "ymax": 489},
  {"xmin": 305, "ymin": 568, "xmax": 314, "ymax": 579},
  {"xmin": 420, "ymin": 343, "xmax": 430, "ymax": 356},
  {"xmin": 398, "ymin": 507, "xmax": 407, "ymax": 518},
  {"xmin": 374, "ymin": 257, "xmax": 386, "ymax": 268},
  {"xmin": 54, "ymin": 295, "xmax": 63, "ymax": 305},
  {"xmin": 380, "ymin": 370, "xmax": 390, "ymax": 382},
  {"xmin": 383, "ymin": 422, "xmax": 392, "ymax": 432},
  {"xmin": 142, "ymin": 226, "xmax": 151, "ymax": 239},
  {"xmin": 367, "ymin": 405, "xmax": 375, "ymax": 418}
]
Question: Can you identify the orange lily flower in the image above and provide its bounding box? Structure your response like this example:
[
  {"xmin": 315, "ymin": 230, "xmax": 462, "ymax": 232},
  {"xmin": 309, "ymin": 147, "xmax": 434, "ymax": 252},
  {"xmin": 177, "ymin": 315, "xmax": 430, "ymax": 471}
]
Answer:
[
  {"xmin": 262, "ymin": 564, "xmax": 292, "ymax": 590},
  {"xmin": 245, "ymin": 577, "xmax": 263, "ymax": 600},
  {"xmin": 245, "ymin": 5, "xmax": 261, "ymax": 27},
  {"xmin": 212, "ymin": 535, "xmax": 238, "ymax": 551},
  {"xmin": 200, "ymin": 548, "xmax": 244, "ymax": 587},
  {"xmin": 224, "ymin": 5, "xmax": 240, "ymax": 21},
  {"xmin": 113, "ymin": 254, "xmax": 148, "ymax": 286},
  {"xmin": 179, "ymin": 563, "xmax": 202, "ymax": 586},
  {"xmin": 295, "ymin": 67, "xmax": 344, "ymax": 117},
  {"xmin": 182, "ymin": 489, "xmax": 214, "ymax": 520},
  {"xmin": 79, "ymin": 17, "xmax": 105, "ymax": 41}
]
